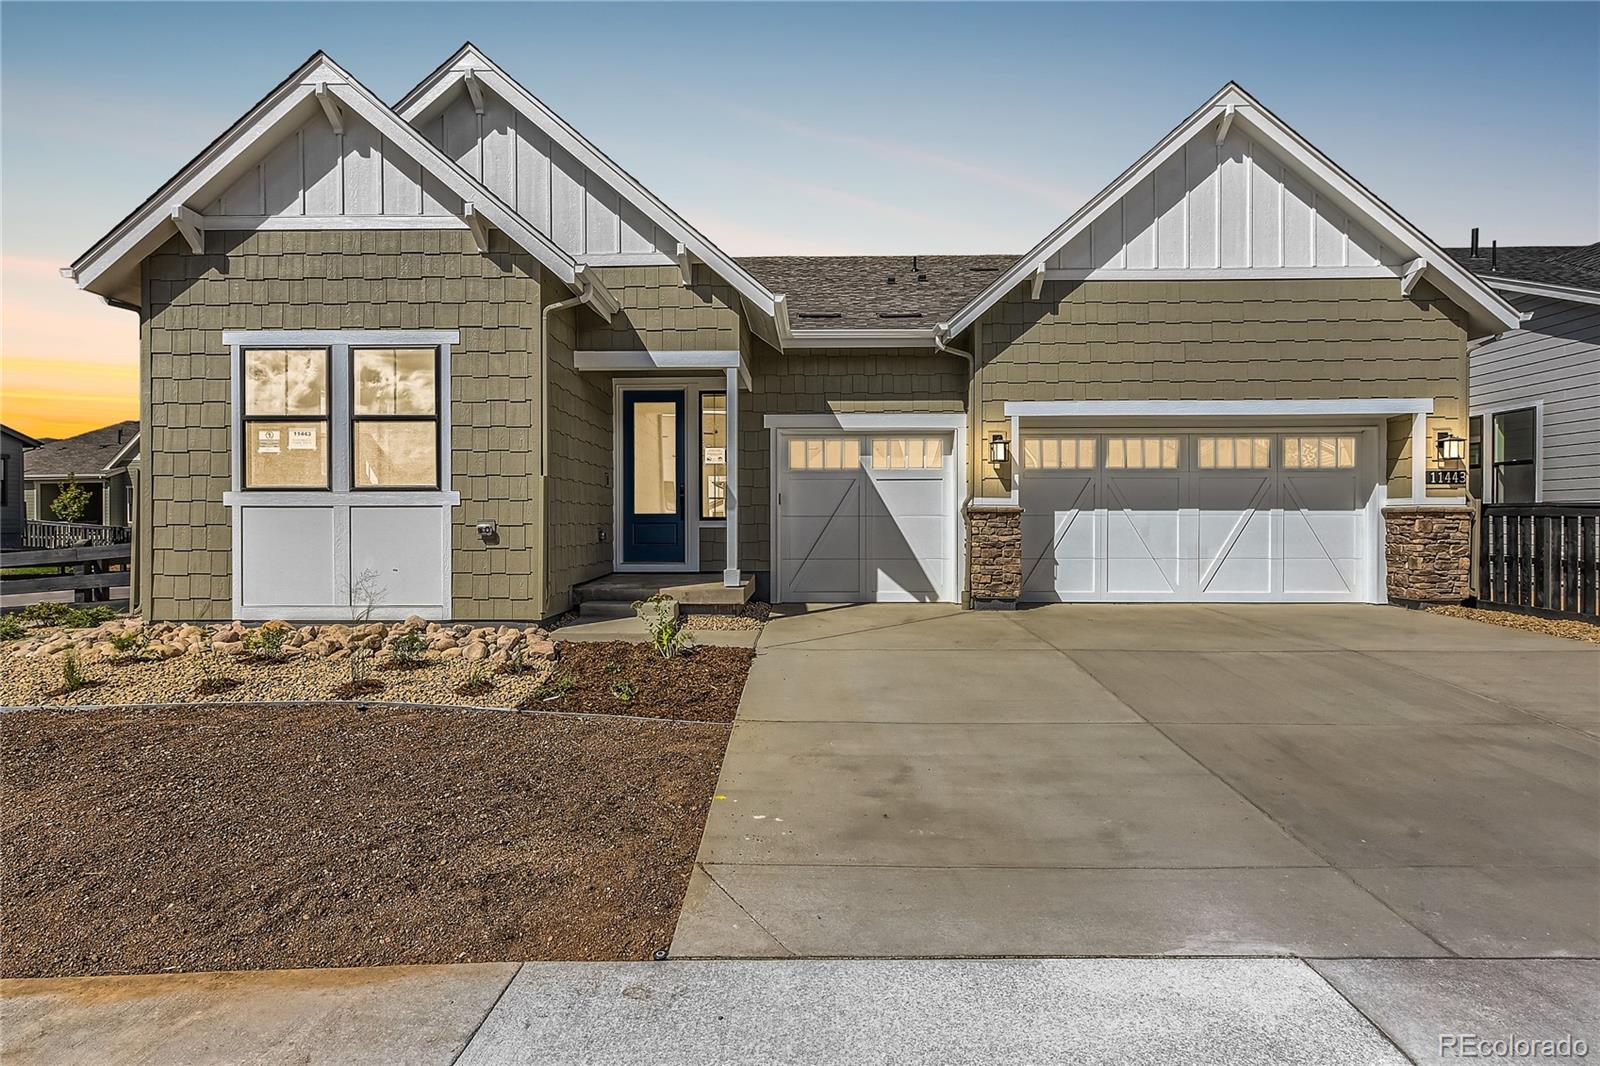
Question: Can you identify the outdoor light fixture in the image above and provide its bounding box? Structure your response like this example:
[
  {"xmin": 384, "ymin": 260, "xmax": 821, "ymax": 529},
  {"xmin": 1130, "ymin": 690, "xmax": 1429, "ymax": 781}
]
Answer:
[
  {"xmin": 1435, "ymin": 430, "xmax": 1466, "ymax": 463},
  {"xmin": 989, "ymin": 433, "xmax": 1010, "ymax": 464}
]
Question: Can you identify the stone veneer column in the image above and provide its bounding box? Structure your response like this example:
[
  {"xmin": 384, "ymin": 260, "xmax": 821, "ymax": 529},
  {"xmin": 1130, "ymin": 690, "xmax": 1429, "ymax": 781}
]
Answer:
[
  {"xmin": 966, "ymin": 504, "xmax": 1023, "ymax": 609},
  {"xmin": 1382, "ymin": 505, "xmax": 1473, "ymax": 605}
]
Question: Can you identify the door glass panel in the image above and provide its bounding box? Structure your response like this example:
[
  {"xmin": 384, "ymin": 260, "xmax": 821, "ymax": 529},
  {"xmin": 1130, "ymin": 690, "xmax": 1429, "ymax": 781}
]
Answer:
[{"xmin": 632, "ymin": 401, "xmax": 677, "ymax": 514}]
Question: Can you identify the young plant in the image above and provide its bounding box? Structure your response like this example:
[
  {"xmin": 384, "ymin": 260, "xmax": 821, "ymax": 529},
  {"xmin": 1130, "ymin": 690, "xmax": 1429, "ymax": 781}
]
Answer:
[
  {"xmin": 530, "ymin": 670, "xmax": 574, "ymax": 702},
  {"xmin": 456, "ymin": 659, "xmax": 494, "ymax": 696},
  {"xmin": 20, "ymin": 602, "xmax": 69, "ymax": 626},
  {"xmin": 246, "ymin": 625, "xmax": 291, "ymax": 662},
  {"xmin": 632, "ymin": 594, "xmax": 692, "ymax": 660},
  {"xmin": 192, "ymin": 632, "xmax": 237, "ymax": 694},
  {"xmin": 387, "ymin": 629, "xmax": 428, "ymax": 666},
  {"xmin": 109, "ymin": 629, "xmax": 149, "ymax": 659},
  {"xmin": 0, "ymin": 615, "xmax": 25, "ymax": 641},
  {"xmin": 345, "ymin": 568, "xmax": 387, "ymax": 623},
  {"xmin": 62, "ymin": 605, "xmax": 118, "ymax": 629},
  {"xmin": 59, "ymin": 649, "xmax": 89, "ymax": 693},
  {"xmin": 610, "ymin": 678, "xmax": 638, "ymax": 703}
]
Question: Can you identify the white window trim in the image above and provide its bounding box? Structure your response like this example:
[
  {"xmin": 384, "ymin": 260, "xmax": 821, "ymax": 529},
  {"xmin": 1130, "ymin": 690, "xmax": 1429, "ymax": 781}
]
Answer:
[
  {"xmin": 1471, "ymin": 399, "xmax": 1544, "ymax": 505},
  {"xmin": 220, "ymin": 329, "xmax": 460, "ymax": 621}
]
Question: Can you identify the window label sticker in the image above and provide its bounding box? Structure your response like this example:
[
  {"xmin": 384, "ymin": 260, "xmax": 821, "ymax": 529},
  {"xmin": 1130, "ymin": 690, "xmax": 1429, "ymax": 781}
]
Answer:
[
  {"xmin": 703, "ymin": 446, "xmax": 726, "ymax": 464},
  {"xmin": 287, "ymin": 428, "xmax": 317, "ymax": 451},
  {"xmin": 256, "ymin": 429, "xmax": 280, "ymax": 454}
]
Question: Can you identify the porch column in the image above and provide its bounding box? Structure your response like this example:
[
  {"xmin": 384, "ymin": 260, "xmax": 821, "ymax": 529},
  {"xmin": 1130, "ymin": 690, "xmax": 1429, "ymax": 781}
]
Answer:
[{"xmin": 723, "ymin": 365, "xmax": 740, "ymax": 587}]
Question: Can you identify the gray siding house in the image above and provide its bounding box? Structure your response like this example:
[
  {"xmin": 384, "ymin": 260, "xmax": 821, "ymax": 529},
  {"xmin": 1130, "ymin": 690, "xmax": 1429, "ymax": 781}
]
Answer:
[
  {"xmin": 64, "ymin": 45, "xmax": 1520, "ymax": 622},
  {"xmin": 1448, "ymin": 244, "xmax": 1600, "ymax": 504},
  {"xmin": 22, "ymin": 421, "xmax": 139, "ymax": 529},
  {"xmin": 1, "ymin": 424, "xmax": 41, "ymax": 549}
]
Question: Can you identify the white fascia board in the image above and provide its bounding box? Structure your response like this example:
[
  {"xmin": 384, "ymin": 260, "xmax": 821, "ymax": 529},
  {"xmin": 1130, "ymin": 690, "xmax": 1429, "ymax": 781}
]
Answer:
[
  {"xmin": 396, "ymin": 46, "xmax": 781, "ymax": 322},
  {"xmin": 1044, "ymin": 266, "xmax": 1396, "ymax": 282},
  {"xmin": 105, "ymin": 433, "xmax": 142, "ymax": 471},
  {"xmin": 782, "ymin": 329, "xmax": 940, "ymax": 348},
  {"xmin": 943, "ymin": 82, "xmax": 1520, "ymax": 338},
  {"xmin": 1481, "ymin": 277, "xmax": 1600, "ymax": 307},
  {"xmin": 1002, "ymin": 398, "xmax": 1435, "ymax": 418},
  {"xmin": 763, "ymin": 413, "xmax": 967, "ymax": 430},
  {"xmin": 575, "ymin": 349, "xmax": 740, "ymax": 370}
]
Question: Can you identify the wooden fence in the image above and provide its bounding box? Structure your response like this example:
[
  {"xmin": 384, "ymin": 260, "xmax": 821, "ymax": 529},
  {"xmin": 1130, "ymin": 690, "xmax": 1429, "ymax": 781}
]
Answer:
[
  {"xmin": 1479, "ymin": 504, "xmax": 1600, "ymax": 621},
  {"xmin": 21, "ymin": 520, "xmax": 132, "ymax": 549},
  {"xmin": 1, "ymin": 544, "xmax": 132, "ymax": 602}
]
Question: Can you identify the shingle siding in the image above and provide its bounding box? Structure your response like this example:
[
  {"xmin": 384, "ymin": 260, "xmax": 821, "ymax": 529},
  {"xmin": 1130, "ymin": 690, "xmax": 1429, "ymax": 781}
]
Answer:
[
  {"xmin": 577, "ymin": 264, "xmax": 743, "ymax": 352},
  {"xmin": 542, "ymin": 298, "xmax": 614, "ymax": 613},
  {"xmin": 1469, "ymin": 292, "xmax": 1600, "ymax": 502},
  {"xmin": 140, "ymin": 228, "xmax": 546, "ymax": 622},
  {"xmin": 974, "ymin": 278, "xmax": 1470, "ymax": 497}
]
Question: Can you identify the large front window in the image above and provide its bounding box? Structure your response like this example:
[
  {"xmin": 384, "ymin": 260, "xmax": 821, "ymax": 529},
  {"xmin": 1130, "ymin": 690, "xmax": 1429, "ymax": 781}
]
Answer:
[
  {"xmin": 352, "ymin": 348, "xmax": 439, "ymax": 489},
  {"xmin": 242, "ymin": 348, "xmax": 329, "ymax": 489}
]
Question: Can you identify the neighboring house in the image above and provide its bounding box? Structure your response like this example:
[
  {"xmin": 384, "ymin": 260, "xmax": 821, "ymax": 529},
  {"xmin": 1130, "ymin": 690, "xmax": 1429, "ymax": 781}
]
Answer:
[
  {"xmin": 1, "ymin": 424, "xmax": 42, "ymax": 549},
  {"xmin": 23, "ymin": 421, "xmax": 140, "ymax": 528},
  {"xmin": 1445, "ymin": 242, "xmax": 1600, "ymax": 504},
  {"xmin": 63, "ymin": 46, "xmax": 1519, "ymax": 621}
]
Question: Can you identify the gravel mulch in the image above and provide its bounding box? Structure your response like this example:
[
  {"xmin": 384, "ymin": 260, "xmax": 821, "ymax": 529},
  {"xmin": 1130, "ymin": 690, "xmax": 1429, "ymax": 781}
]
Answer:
[
  {"xmin": 522, "ymin": 641, "xmax": 754, "ymax": 721},
  {"xmin": 1, "ymin": 702, "xmax": 734, "ymax": 978},
  {"xmin": 1427, "ymin": 604, "xmax": 1600, "ymax": 644},
  {"xmin": 0, "ymin": 650, "xmax": 556, "ymax": 709}
]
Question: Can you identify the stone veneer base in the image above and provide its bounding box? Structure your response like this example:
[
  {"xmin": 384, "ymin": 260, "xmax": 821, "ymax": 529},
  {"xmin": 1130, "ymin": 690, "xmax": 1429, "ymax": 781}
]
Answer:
[
  {"xmin": 1382, "ymin": 504, "xmax": 1473, "ymax": 605},
  {"xmin": 967, "ymin": 504, "xmax": 1023, "ymax": 607}
]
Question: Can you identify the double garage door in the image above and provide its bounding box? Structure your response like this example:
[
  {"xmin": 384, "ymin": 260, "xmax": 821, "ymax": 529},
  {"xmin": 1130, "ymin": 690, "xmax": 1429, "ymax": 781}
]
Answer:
[
  {"xmin": 1020, "ymin": 430, "xmax": 1373, "ymax": 602},
  {"xmin": 775, "ymin": 432, "xmax": 958, "ymax": 603}
]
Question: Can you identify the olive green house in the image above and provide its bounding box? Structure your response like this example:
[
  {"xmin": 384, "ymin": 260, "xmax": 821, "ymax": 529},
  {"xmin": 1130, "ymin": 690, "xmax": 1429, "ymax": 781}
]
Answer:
[{"xmin": 65, "ymin": 45, "xmax": 1519, "ymax": 622}]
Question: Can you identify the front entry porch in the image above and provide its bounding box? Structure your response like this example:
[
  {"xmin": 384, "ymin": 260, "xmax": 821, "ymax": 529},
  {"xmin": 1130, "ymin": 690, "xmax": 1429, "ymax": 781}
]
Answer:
[{"xmin": 573, "ymin": 571, "xmax": 755, "ymax": 618}]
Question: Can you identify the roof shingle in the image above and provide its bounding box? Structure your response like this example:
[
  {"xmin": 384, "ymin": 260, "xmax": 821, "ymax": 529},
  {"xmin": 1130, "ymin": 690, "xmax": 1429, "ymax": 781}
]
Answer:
[
  {"xmin": 23, "ymin": 421, "xmax": 139, "ymax": 480},
  {"xmin": 737, "ymin": 255, "xmax": 1019, "ymax": 331},
  {"xmin": 1445, "ymin": 243, "xmax": 1600, "ymax": 294}
]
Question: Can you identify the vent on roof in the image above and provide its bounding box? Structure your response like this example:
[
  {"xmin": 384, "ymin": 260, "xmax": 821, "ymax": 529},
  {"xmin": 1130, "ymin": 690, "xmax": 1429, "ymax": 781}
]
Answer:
[
  {"xmin": 967, "ymin": 265, "xmax": 999, "ymax": 272},
  {"xmin": 796, "ymin": 311, "xmax": 842, "ymax": 320},
  {"xmin": 886, "ymin": 275, "xmax": 896, "ymax": 285},
  {"xmin": 878, "ymin": 311, "xmax": 922, "ymax": 319}
]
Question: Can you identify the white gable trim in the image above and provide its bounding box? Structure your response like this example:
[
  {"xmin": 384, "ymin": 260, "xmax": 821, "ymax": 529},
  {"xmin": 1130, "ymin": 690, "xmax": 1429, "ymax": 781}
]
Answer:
[
  {"xmin": 397, "ymin": 45, "xmax": 784, "ymax": 330},
  {"xmin": 66, "ymin": 52, "xmax": 617, "ymax": 316},
  {"xmin": 1481, "ymin": 277, "xmax": 1600, "ymax": 307},
  {"xmin": 941, "ymin": 83, "xmax": 1520, "ymax": 340}
]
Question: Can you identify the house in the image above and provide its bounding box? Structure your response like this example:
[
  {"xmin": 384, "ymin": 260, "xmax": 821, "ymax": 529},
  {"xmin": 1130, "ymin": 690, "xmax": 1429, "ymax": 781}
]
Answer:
[
  {"xmin": 1, "ymin": 424, "xmax": 42, "ymax": 549},
  {"xmin": 1446, "ymin": 241, "xmax": 1599, "ymax": 504},
  {"xmin": 22, "ymin": 421, "xmax": 140, "ymax": 529},
  {"xmin": 62, "ymin": 45, "xmax": 1520, "ymax": 622}
]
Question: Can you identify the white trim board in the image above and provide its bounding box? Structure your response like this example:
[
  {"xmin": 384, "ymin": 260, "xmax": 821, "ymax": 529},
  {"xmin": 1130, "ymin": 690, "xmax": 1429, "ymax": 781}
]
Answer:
[
  {"xmin": 940, "ymin": 83, "xmax": 1519, "ymax": 340},
  {"xmin": 576, "ymin": 349, "xmax": 749, "ymax": 390},
  {"xmin": 1481, "ymin": 278, "xmax": 1600, "ymax": 307},
  {"xmin": 1042, "ymin": 266, "xmax": 1397, "ymax": 282},
  {"xmin": 1469, "ymin": 398, "xmax": 1546, "ymax": 504},
  {"xmin": 1003, "ymin": 399, "xmax": 1434, "ymax": 418},
  {"xmin": 764, "ymin": 413, "xmax": 968, "ymax": 431}
]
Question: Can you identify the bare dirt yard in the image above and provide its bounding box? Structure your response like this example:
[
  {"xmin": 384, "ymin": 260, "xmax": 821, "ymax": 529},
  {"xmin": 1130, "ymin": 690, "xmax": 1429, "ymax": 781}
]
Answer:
[{"xmin": 1, "ymin": 641, "xmax": 751, "ymax": 979}]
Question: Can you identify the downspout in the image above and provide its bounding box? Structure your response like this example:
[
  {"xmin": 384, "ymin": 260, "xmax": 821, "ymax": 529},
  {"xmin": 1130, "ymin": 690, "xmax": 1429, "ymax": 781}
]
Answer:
[
  {"xmin": 934, "ymin": 326, "xmax": 979, "ymax": 604},
  {"xmin": 540, "ymin": 290, "xmax": 589, "ymax": 477}
]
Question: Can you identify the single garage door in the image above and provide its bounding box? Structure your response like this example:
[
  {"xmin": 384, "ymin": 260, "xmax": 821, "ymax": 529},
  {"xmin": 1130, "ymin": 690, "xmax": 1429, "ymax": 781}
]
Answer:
[
  {"xmin": 775, "ymin": 432, "xmax": 958, "ymax": 603},
  {"xmin": 1020, "ymin": 431, "xmax": 1373, "ymax": 602}
]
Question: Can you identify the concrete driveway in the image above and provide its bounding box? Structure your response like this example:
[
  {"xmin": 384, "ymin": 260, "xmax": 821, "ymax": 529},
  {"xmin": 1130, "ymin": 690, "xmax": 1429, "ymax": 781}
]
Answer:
[{"xmin": 672, "ymin": 602, "xmax": 1599, "ymax": 961}]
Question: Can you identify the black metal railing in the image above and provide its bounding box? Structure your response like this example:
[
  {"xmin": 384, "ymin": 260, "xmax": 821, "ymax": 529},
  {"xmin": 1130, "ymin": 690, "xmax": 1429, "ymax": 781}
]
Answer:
[{"xmin": 1479, "ymin": 504, "xmax": 1600, "ymax": 621}]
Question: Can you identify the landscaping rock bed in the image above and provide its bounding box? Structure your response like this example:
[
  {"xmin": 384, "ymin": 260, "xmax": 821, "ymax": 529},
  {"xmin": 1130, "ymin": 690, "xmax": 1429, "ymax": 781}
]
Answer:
[
  {"xmin": 1427, "ymin": 604, "xmax": 1600, "ymax": 644},
  {"xmin": 2, "ymin": 702, "xmax": 733, "ymax": 977}
]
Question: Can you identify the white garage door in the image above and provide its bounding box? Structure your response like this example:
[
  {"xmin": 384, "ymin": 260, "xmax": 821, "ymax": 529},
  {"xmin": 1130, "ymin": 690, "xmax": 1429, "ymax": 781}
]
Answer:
[
  {"xmin": 775, "ymin": 433, "xmax": 957, "ymax": 603},
  {"xmin": 1020, "ymin": 431, "xmax": 1373, "ymax": 602}
]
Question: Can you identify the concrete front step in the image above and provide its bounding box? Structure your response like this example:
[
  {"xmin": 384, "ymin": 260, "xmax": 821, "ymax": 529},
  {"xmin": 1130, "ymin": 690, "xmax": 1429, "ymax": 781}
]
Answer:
[{"xmin": 574, "ymin": 572, "xmax": 754, "ymax": 607}]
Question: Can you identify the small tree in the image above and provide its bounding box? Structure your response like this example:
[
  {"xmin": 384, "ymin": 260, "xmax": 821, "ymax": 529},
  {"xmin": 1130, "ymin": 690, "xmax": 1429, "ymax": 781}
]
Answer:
[{"xmin": 50, "ymin": 477, "xmax": 93, "ymax": 523}]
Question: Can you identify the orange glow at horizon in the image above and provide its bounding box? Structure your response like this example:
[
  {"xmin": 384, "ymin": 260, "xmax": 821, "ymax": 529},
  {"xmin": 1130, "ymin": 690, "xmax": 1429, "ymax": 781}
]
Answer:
[{"xmin": 1, "ymin": 256, "xmax": 140, "ymax": 439}]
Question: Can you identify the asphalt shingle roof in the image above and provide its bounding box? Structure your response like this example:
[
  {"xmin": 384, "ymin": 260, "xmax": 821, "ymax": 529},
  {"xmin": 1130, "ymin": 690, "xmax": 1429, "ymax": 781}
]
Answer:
[
  {"xmin": 1445, "ymin": 243, "xmax": 1600, "ymax": 294},
  {"xmin": 737, "ymin": 255, "xmax": 1019, "ymax": 331},
  {"xmin": 23, "ymin": 421, "xmax": 138, "ymax": 480}
]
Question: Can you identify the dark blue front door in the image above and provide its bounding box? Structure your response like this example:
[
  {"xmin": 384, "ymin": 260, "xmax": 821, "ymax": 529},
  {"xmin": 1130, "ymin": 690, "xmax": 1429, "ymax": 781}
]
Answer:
[{"xmin": 622, "ymin": 390, "xmax": 686, "ymax": 564}]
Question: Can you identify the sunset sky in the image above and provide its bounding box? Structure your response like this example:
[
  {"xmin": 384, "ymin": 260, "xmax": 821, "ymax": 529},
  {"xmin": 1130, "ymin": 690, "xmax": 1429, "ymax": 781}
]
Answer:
[{"xmin": 3, "ymin": 1, "xmax": 1596, "ymax": 440}]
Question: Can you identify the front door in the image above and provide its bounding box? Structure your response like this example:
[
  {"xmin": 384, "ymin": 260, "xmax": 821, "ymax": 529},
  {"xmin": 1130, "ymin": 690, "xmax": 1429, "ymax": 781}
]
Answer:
[{"xmin": 622, "ymin": 390, "xmax": 686, "ymax": 564}]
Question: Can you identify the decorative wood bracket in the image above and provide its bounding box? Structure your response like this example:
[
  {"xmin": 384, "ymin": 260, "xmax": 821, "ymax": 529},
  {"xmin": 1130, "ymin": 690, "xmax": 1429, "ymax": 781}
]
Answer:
[
  {"xmin": 464, "ymin": 70, "xmax": 485, "ymax": 116},
  {"xmin": 1215, "ymin": 103, "xmax": 1235, "ymax": 145},
  {"xmin": 1030, "ymin": 264, "xmax": 1046, "ymax": 301},
  {"xmin": 675, "ymin": 243, "xmax": 696, "ymax": 287},
  {"xmin": 171, "ymin": 206, "xmax": 205, "ymax": 255},
  {"xmin": 1401, "ymin": 257, "xmax": 1428, "ymax": 297},
  {"xmin": 462, "ymin": 202, "xmax": 491, "ymax": 252},
  {"xmin": 314, "ymin": 83, "xmax": 345, "ymax": 136}
]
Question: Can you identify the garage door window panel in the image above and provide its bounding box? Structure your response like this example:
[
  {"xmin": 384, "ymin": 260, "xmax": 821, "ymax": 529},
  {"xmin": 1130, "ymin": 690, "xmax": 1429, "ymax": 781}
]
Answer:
[
  {"xmin": 242, "ymin": 348, "xmax": 329, "ymax": 490},
  {"xmin": 1105, "ymin": 437, "xmax": 1180, "ymax": 470},
  {"xmin": 788, "ymin": 437, "xmax": 861, "ymax": 471},
  {"xmin": 1282, "ymin": 436, "xmax": 1356, "ymax": 469},
  {"xmin": 1024, "ymin": 436, "xmax": 1095, "ymax": 470},
  {"xmin": 1197, "ymin": 436, "xmax": 1271, "ymax": 469}
]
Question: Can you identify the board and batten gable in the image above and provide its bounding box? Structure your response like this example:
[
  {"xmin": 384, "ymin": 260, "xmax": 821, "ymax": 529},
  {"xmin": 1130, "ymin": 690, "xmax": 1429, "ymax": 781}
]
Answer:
[
  {"xmin": 414, "ymin": 81, "xmax": 678, "ymax": 261},
  {"xmin": 137, "ymin": 228, "xmax": 559, "ymax": 622},
  {"xmin": 1471, "ymin": 291, "xmax": 1600, "ymax": 502},
  {"xmin": 971, "ymin": 278, "xmax": 1471, "ymax": 498},
  {"xmin": 201, "ymin": 109, "xmax": 463, "ymax": 224},
  {"xmin": 1050, "ymin": 126, "xmax": 1408, "ymax": 276}
]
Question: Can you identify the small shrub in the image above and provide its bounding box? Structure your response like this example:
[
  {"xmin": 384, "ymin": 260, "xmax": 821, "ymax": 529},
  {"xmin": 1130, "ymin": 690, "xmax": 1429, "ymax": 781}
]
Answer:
[
  {"xmin": 49, "ymin": 477, "xmax": 92, "ymax": 523},
  {"xmin": 335, "ymin": 646, "xmax": 383, "ymax": 699},
  {"xmin": 603, "ymin": 659, "xmax": 622, "ymax": 675},
  {"xmin": 20, "ymin": 602, "xmax": 69, "ymax": 625},
  {"xmin": 59, "ymin": 649, "xmax": 89, "ymax": 693},
  {"xmin": 0, "ymin": 616, "xmax": 25, "ymax": 641},
  {"xmin": 387, "ymin": 629, "xmax": 428, "ymax": 665},
  {"xmin": 530, "ymin": 670, "xmax": 574, "ymax": 702},
  {"xmin": 497, "ymin": 643, "xmax": 534, "ymax": 676},
  {"xmin": 246, "ymin": 625, "xmax": 292, "ymax": 662},
  {"xmin": 109, "ymin": 629, "xmax": 150, "ymax": 659},
  {"xmin": 192, "ymin": 633, "xmax": 238, "ymax": 695},
  {"xmin": 455, "ymin": 659, "xmax": 495, "ymax": 696},
  {"xmin": 62, "ymin": 605, "xmax": 118, "ymax": 629},
  {"xmin": 633, "ymin": 594, "xmax": 693, "ymax": 660},
  {"xmin": 610, "ymin": 678, "xmax": 638, "ymax": 703}
]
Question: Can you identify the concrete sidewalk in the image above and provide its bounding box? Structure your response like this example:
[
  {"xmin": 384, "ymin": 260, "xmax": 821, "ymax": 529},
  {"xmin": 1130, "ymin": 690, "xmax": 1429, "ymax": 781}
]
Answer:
[{"xmin": 8, "ymin": 957, "xmax": 1593, "ymax": 1065}]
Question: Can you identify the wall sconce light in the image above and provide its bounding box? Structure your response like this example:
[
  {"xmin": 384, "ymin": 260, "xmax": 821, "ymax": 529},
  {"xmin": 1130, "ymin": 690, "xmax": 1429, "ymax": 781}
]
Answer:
[
  {"xmin": 1435, "ymin": 430, "xmax": 1466, "ymax": 463},
  {"xmin": 989, "ymin": 433, "xmax": 1010, "ymax": 464}
]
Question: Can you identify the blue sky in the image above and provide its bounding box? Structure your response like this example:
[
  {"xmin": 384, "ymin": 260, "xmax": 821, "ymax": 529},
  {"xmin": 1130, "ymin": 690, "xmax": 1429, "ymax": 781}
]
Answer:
[{"xmin": 2, "ymin": 1, "xmax": 1597, "ymax": 435}]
